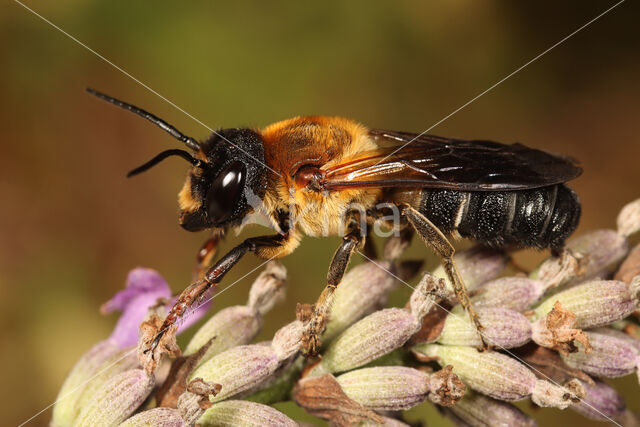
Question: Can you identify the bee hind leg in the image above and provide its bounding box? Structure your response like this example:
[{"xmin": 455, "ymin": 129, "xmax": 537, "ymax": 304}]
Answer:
[
  {"xmin": 401, "ymin": 204, "xmax": 489, "ymax": 351},
  {"xmin": 301, "ymin": 212, "xmax": 364, "ymax": 357}
]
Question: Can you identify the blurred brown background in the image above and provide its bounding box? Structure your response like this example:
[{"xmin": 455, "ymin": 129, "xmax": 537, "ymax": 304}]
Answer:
[{"xmin": 1, "ymin": 1, "xmax": 639, "ymax": 425}]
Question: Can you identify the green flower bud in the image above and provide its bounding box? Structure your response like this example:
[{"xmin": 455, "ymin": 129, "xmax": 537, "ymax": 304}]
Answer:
[
  {"xmin": 314, "ymin": 275, "xmax": 440, "ymax": 375},
  {"xmin": 118, "ymin": 408, "xmax": 185, "ymax": 427},
  {"xmin": 438, "ymin": 307, "xmax": 531, "ymax": 348},
  {"xmin": 336, "ymin": 366, "xmax": 464, "ymax": 411},
  {"xmin": 197, "ymin": 400, "xmax": 297, "ymax": 426},
  {"xmin": 414, "ymin": 344, "xmax": 577, "ymax": 408},
  {"xmin": 473, "ymin": 277, "xmax": 546, "ymax": 312},
  {"xmin": 73, "ymin": 349, "xmax": 140, "ymax": 418},
  {"xmin": 52, "ymin": 341, "xmax": 138, "ymax": 426},
  {"xmin": 533, "ymin": 280, "xmax": 637, "ymax": 329},
  {"xmin": 567, "ymin": 230, "xmax": 628, "ymax": 280},
  {"xmin": 571, "ymin": 379, "xmax": 627, "ymax": 422},
  {"xmin": 189, "ymin": 321, "xmax": 303, "ymax": 402},
  {"xmin": 561, "ymin": 330, "xmax": 640, "ymax": 380},
  {"xmin": 184, "ymin": 262, "xmax": 286, "ymax": 363},
  {"xmin": 594, "ymin": 327, "xmax": 640, "ymax": 353},
  {"xmin": 190, "ymin": 344, "xmax": 278, "ymax": 403},
  {"xmin": 433, "ymin": 246, "xmax": 508, "ymax": 292},
  {"xmin": 617, "ymin": 198, "xmax": 640, "ymax": 238},
  {"xmin": 73, "ymin": 369, "xmax": 154, "ymax": 427},
  {"xmin": 52, "ymin": 340, "xmax": 119, "ymax": 426},
  {"xmin": 337, "ymin": 366, "xmax": 426, "ymax": 411},
  {"xmin": 447, "ymin": 390, "xmax": 537, "ymax": 427},
  {"xmin": 358, "ymin": 416, "xmax": 410, "ymax": 426},
  {"xmin": 324, "ymin": 261, "xmax": 398, "ymax": 342},
  {"xmin": 534, "ymin": 230, "xmax": 628, "ymax": 288}
]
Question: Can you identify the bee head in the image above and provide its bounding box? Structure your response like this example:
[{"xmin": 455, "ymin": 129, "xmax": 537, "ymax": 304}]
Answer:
[
  {"xmin": 85, "ymin": 89, "xmax": 268, "ymax": 234},
  {"xmin": 177, "ymin": 128, "xmax": 268, "ymax": 232}
]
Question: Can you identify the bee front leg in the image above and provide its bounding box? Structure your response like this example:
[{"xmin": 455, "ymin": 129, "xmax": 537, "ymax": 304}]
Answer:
[
  {"xmin": 401, "ymin": 204, "xmax": 488, "ymax": 350},
  {"xmin": 146, "ymin": 233, "xmax": 288, "ymax": 358},
  {"xmin": 302, "ymin": 213, "xmax": 364, "ymax": 357}
]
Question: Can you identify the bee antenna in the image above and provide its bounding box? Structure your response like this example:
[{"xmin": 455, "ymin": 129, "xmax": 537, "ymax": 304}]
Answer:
[
  {"xmin": 86, "ymin": 88, "xmax": 200, "ymax": 151},
  {"xmin": 127, "ymin": 149, "xmax": 206, "ymax": 178}
]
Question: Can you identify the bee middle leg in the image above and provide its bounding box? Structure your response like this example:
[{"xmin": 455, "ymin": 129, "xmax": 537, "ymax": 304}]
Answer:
[
  {"xmin": 301, "ymin": 212, "xmax": 364, "ymax": 357},
  {"xmin": 193, "ymin": 235, "xmax": 221, "ymax": 281},
  {"xmin": 401, "ymin": 204, "xmax": 488, "ymax": 350}
]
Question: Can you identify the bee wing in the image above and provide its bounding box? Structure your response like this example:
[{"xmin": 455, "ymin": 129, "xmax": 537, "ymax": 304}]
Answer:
[{"xmin": 322, "ymin": 130, "xmax": 582, "ymax": 191}]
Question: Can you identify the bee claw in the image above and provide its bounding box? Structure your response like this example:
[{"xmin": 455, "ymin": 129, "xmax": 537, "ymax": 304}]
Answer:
[
  {"xmin": 302, "ymin": 337, "xmax": 321, "ymax": 358},
  {"xmin": 301, "ymin": 322, "xmax": 323, "ymax": 358},
  {"xmin": 476, "ymin": 338, "xmax": 491, "ymax": 352},
  {"xmin": 141, "ymin": 333, "xmax": 163, "ymax": 361},
  {"xmin": 151, "ymin": 334, "xmax": 162, "ymax": 351}
]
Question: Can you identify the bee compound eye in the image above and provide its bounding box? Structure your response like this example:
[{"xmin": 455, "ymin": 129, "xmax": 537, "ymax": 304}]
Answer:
[{"xmin": 206, "ymin": 161, "xmax": 246, "ymax": 223}]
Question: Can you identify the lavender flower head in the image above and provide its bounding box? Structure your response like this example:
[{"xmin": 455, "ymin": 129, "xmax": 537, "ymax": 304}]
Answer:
[
  {"xmin": 51, "ymin": 198, "xmax": 640, "ymax": 426},
  {"xmin": 52, "ymin": 267, "xmax": 211, "ymax": 426}
]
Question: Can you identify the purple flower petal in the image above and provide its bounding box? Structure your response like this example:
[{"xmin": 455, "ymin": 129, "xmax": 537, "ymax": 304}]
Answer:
[
  {"xmin": 103, "ymin": 268, "xmax": 171, "ymax": 348},
  {"xmin": 102, "ymin": 268, "xmax": 213, "ymax": 348},
  {"xmin": 102, "ymin": 268, "xmax": 171, "ymax": 314},
  {"xmin": 109, "ymin": 294, "xmax": 165, "ymax": 348}
]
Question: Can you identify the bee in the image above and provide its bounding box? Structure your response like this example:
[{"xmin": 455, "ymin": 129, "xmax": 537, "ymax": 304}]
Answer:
[{"xmin": 87, "ymin": 88, "xmax": 581, "ymax": 356}]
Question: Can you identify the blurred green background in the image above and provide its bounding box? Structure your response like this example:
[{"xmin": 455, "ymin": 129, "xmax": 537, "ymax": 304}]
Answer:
[{"xmin": 2, "ymin": 1, "xmax": 639, "ymax": 425}]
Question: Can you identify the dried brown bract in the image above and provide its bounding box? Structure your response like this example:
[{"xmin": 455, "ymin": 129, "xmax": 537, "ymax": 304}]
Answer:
[
  {"xmin": 532, "ymin": 301, "xmax": 592, "ymax": 355},
  {"xmin": 293, "ymin": 374, "xmax": 384, "ymax": 426},
  {"xmin": 137, "ymin": 314, "xmax": 181, "ymax": 375}
]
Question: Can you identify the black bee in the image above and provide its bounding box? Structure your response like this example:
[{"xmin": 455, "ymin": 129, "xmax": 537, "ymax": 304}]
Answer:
[{"xmin": 87, "ymin": 89, "xmax": 581, "ymax": 356}]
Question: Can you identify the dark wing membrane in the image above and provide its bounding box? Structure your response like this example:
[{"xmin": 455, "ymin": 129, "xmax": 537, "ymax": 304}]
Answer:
[{"xmin": 322, "ymin": 130, "xmax": 582, "ymax": 191}]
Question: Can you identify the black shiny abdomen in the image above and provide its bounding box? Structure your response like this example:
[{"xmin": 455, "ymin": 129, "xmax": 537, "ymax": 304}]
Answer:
[{"xmin": 419, "ymin": 184, "xmax": 580, "ymax": 254}]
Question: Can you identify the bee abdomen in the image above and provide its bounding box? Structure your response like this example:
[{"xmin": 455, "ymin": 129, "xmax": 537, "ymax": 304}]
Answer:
[{"xmin": 419, "ymin": 185, "xmax": 580, "ymax": 252}]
